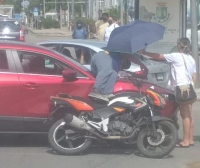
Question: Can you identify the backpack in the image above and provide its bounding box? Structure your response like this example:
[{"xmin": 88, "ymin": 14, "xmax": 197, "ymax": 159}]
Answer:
[{"xmin": 73, "ymin": 28, "xmax": 87, "ymax": 39}]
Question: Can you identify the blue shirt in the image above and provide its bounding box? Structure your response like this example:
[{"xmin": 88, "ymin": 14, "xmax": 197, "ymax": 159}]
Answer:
[
  {"xmin": 72, "ymin": 28, "xmax": 87, "ymax": 39},
  {"xmin": 110, "ymin": 52, "xmax": 121, "ymax": 72}
]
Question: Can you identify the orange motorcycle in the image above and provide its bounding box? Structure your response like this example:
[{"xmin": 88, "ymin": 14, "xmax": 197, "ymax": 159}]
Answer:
[{"xmin": 46, "ymin": 77, "xmax": 178, "ymax": 158}]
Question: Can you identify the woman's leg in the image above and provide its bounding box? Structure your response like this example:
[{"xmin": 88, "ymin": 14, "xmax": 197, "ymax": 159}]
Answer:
[
  {"xmin": 178, "ymin": 103, "xmax": 191, "ymax": 146},
  {"xmin": 189, "ymin": 103, "xmax": 194, "ymax": 145}
]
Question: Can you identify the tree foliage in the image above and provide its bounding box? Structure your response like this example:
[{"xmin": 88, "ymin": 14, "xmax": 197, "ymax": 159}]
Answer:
[{"xmin": 106, "ymin": 7, "xmax": 120, "ymax": 21}]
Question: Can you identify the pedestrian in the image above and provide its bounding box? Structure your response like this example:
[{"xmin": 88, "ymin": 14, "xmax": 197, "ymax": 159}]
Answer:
[
  {"xmin": 95, "ymin": 17, "xmax": 103, "ymax": 38},
  {"xmin": 88, "ymin": 51, "xmax": 130, "ymax": 102},
  {"xmin": 139, "ymin": 38, "xmax": 197, "ymax": 147},
  {"xmin": 104, "ymin": 16, "xmax": 119, "ymax": 42},
  {"xmin": 72, "ymin": 20, "xmax": 87, "ymax": 39},
  {"xmin": 97, "ymin": 13, "xmax": 109, "ymax": 41}
]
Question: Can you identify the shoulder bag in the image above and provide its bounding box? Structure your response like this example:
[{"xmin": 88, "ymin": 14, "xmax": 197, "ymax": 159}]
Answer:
[{"xmin": 174, "ymin": 54, "xmax": 197, "ymax": 103}]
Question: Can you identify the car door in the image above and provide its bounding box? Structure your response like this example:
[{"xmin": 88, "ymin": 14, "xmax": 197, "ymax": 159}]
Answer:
[
  {"xmin": 0, "ymin": 49, "xmax": 23, "ymax": 132},
  {"xmin": 13, "ymin": 50, "xmax": 94, "ymax": 132}
]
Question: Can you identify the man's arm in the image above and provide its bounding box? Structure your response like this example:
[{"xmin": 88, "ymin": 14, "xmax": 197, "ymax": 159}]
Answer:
[{"xmin": 138, "ymin": 50, "xmax": 166, "ymax": 61}]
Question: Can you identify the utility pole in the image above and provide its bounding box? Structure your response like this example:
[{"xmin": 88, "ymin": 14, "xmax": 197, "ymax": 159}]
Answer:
[
  {"xmin": 71, "ymin": 0, "xmax": 74, "ymax": 20},
  {"xmin": 96, "ymin": 0, "xmax": 99, "ymax": 19},
  {"xmin": 43, "ymin": 0, "xmax": 46, "ymax": 17},
  {"xmin": 89, "ymin": 0, "xmax": 93, "ymax": 19},
  {"xmin": 120, "ymin": 0, "xmax": 124, "ymax": 25},
  {"xmin": 55, "ymin": 0, "xmax": 57, "ymax": 12},
  {"xmin": 60, "ymin": 4, "xmax": 62, "ymax": 29},
  {"xmin": 191, "ymin": 0, "xmax": 200, "ymax": 87},
  {"xmin": 85, "ymin": 0, "xmax": 88, "ymax": 18}
]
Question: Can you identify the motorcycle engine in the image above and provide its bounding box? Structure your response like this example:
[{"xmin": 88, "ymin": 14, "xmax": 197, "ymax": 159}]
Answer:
[{"xmin": 108, "ymin": 113, "xmax": 134, "ymax": 136}]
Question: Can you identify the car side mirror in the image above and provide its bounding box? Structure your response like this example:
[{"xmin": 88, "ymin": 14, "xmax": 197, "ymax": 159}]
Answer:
[{"xmin": 62, "ymin": 69, "xmax": 77, "ymax": 81}]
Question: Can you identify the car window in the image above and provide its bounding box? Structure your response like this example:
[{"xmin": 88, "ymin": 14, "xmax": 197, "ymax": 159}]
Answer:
[
  {"xmin": 0, "ymin": 50, "xmax": 9, "ymax": 72},
  {"xmin": 0, "ymin": 20, "xmax": 20, "ymax": 32},
  {"xmin": 17, "ymin": 51, "xmax": 86, "ymax": 77},
  {"xmin": 61, "ymin": 46, "xmax": 76, "ymax": 59},
  {"xmin": 61, "ymin": 45, "xmax": 92, "ymax": 65},
  {"xmin": 198, "ymin": 24, "xmax": 200, "ymax": 30},
  {"xmin": 40, "ymin": 43, "xmax": 60, "ymax": 51}
]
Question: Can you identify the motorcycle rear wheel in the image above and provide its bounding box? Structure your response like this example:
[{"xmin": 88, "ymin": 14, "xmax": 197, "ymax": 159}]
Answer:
[
  {"xmin": 137, "ymin": 120, "xmax": 177, "ymax": 158},
  {"xmin": 48, "ymin": 119, "xmax": 92, "ymax": 155}
]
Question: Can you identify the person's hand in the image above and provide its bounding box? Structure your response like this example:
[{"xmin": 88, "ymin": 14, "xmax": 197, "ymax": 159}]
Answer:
[{"xmin": 138, "ymin": 49, "xmax": 145, "ymax": 55}]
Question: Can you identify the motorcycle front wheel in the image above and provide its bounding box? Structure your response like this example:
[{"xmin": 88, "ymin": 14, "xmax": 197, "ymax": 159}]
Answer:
[
  {"xmin": 48, "ymin": 119, "xmax": 92, "ymax": 155},
  {"xmin": 137, "ymin": 120, "xmax": 178, "ymax": 158}
]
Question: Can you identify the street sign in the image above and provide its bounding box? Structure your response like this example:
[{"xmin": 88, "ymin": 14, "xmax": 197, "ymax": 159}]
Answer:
[
  {"xmin": 14, "ymin": 14, "xmax": 22, "ymax": 19},
  {"xmin": 21, "ymin": 1, "xmax": 30, "ymax": 8},
  {"xmin": 33, "ymin": 7, "xmax": 38, "ymax": 12},
  {"xmin": 33, "ymin": 7, "xmax": 38, "ymax": 17}
]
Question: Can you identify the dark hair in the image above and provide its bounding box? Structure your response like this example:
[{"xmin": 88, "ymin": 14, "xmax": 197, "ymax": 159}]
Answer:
[
  {"xmin": 98, "ymin": 17, "xmax": 103, "ymax": 20},
  {"xmin": 102, "ymin": 13, "xmax": 108, "ymax": 17},
  {"xmin": 76, "ymin": 20, "xmax": 82, "ymax": 24},
  {"xmin": 177, "ymin": 38, "xmax": 191, "ymax": 54}
]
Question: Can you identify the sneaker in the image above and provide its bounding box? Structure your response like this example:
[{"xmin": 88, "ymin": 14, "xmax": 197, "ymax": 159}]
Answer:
[
  {"xmin": 105, "ymin": 94, "xmax": 115, "ymax": 99},
  {"xmin": 88, "ymin": 89, "xmax": 109, "ymax": 102}
]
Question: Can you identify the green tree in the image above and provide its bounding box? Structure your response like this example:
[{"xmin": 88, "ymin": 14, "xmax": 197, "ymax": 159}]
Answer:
[
  {"xmin": 3, "ymin": 0, "xmax": 22, "ymax": 13},
  {"xmin": 106, "ymin": 7, "xmax": 120, "ymax": 21}
]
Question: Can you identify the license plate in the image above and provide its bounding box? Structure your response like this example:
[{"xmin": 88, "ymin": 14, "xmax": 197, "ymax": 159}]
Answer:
[{"xmin": 156, "ymin": 73, "xmax": 164, "ymax": 81}]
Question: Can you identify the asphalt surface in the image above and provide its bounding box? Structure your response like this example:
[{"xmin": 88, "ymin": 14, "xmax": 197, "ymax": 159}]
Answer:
[
  {"xmin": 0, "ymin": 33, "xmax": 198, "ymax": 168},
  {"xmin": 0, "ymin": 100, "xmax": 200, "ymax": 168}
]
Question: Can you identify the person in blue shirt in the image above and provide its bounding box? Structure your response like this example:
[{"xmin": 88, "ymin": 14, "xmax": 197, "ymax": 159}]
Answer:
[
  {"xmin": 72, "ymin": 20, "xmax": 87, "ymax": 39},
  {"xmin": 89, "ymin": 51, "xmax": 130, "ymax": 102}
]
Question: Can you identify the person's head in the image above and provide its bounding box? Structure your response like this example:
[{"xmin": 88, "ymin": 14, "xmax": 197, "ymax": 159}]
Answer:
[
  {"xmin": 76, "ymin": 20, "xmax": 83, "ymax": 29},
  {"xmin": 177, "ymin": 38, "xmax": 191, "ymax": 54},
  {"xmin": 102, "ymin": 13, "xmax": 109, "ymax": 22},
  {"xmin": 108, "ymin": 16, "xmax": 114, "ymax": 25}
]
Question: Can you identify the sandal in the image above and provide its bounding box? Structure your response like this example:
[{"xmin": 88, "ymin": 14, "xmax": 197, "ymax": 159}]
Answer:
[{"xmin": 176, "ymin": 144, "xmax": 189, "ymax": 148}]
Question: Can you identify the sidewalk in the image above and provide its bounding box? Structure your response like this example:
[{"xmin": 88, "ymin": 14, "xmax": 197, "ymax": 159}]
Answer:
[
  {"xmin": 195, "ymin": 88, "xmax": 200, "ymax": 100},
  {"xmin": 27, "ymin": 27, "xmax": 72, "ymax": 37}
]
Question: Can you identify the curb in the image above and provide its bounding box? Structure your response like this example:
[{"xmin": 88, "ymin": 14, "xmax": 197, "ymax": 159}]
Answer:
[{"xmin": 27, "ymin": 28, "xmax": 72, "ymax": 37}]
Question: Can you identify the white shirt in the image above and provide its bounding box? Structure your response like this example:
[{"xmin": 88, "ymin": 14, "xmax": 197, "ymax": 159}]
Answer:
[
  {"xmin": 163, "ymin": 53, "xmax": 196, "ymax": 86},
  {"xmin": 104, "ymin": 23, "xmax": 119, "ymax": 42}
]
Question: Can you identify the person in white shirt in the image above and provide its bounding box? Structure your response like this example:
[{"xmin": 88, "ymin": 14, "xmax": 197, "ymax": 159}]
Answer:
[
  {"xmin": 104, "ymin": 17, "xmax": 119, "ymax": 42},
  {"xmin": 139, "ymin": 38, "xmax": 196, "ymax": 148}
]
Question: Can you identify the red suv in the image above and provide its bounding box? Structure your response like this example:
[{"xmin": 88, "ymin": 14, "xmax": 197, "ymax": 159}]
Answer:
[{"xmin": 0, "ymin": 41, "xmax": 178, "ymax": 133}]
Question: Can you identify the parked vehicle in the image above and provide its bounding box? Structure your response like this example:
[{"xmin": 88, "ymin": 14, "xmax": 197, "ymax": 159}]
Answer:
[
  {"xmin": 37, "ymin": 40, "xmax": 171, "ymax": 88},
  {"xmin": 0, "ymin": 41, "xmax": 178, "ymax": 134},
  {"xmin": 47, "ymin": 74, "xmax": 178, "ymax": 158},
  {"xmin": 0, "ymin": 18, "xmax": 27, "ymax": 42}
]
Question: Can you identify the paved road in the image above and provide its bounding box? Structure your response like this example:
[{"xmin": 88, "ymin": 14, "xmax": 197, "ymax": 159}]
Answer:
[
  {"xmin": 1, "ymin": 33, "xmax": 197, "ymax": 168},
  {"xmin": 0, "ymin": 101, "xmax": 199, "ymax": 168}
]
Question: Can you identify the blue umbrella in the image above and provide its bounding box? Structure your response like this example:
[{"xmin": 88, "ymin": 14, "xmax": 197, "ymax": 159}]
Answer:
[{"xmin": 106, "ymin": 20, "xmax": 165, "ymax": 54}]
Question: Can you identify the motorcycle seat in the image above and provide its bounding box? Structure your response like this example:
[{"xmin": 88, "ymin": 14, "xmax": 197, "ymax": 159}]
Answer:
[{"xmin": 57, "ymin": 93, "xmax": 108, "ymax": 110}]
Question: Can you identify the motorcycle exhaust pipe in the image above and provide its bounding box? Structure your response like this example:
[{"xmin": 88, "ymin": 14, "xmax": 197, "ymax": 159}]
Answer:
[
  {"xmin": 64, "ymin": 114, "xmax": 137, "ymax": 140},
  {"xmin": 64, "ymin": 114, "xmax": 92, "ymax": 131}
]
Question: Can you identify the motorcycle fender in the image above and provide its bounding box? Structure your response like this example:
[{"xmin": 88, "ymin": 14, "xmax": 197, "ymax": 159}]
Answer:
[
  {"xmin": 44, "ymin": 99, "xmax": 77, "ymax": 124},
  {"xmin": 151, "ymin": 116, "xmax": 173, "ymax": 123}
]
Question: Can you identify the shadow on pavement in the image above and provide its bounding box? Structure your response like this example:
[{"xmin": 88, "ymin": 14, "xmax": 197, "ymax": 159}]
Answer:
[
  {"xmin": 193, "ymin": 136, "xmax": 200, "ymax": 142},
  {"xmin": 0, "ymin": 134, "xmax": 49, "ymax": 147},
  {"xmin": 46, "ymin": 144, "xmax": 174, "ymax": 159}
]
